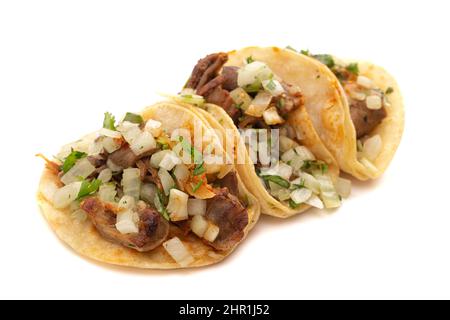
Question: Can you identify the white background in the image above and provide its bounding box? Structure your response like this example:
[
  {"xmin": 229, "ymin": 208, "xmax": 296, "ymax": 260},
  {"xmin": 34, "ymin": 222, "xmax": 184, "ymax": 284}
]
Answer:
[{"xmin": 1, "ymin": 0, "xmax": 449, "ymax": 300}]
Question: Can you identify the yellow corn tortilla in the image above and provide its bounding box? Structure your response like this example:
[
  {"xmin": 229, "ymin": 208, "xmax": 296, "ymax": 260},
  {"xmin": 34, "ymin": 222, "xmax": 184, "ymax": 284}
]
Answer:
[{"xmin": 37, "ymin": 102, "xmax": 260, "ymax": 269}]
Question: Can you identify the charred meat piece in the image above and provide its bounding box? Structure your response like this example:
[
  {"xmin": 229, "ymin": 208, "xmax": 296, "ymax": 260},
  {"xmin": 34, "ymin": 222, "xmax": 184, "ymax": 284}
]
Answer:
[
  {"xmin": 197, "ymin": 75, "xmax": 225, "ymax": 96},
  {"xmin": 350, "ymin": 99, "xmax": 387, "ymax": 138},
  {"xmin": 186, "ymin": 53, "xmax": 228, "ymax": 91},
  {"xmin": 81, "ymin": 197, "xmax": 169, "ymax": 252},
  {"xmin": 216, "ymin": 172, "xmax": 239, "ymax": 197},
  {"xmin": 273, "ymin": 83, "xmax": 303, "ymax": 116},
  {"xmin": 221, "ymin": 66, "xmax": 239, "ymax": 91},
  {"xmin": 108, "ymin": 145, "xmax": 138, "ymax": 169},
  {"xmin": 88, "ymin": 155, "xmax": 107, "ymax": 168},
  {"xmin": 205, "ymin": 86, "xmax": 239, "ymax": 120},
  {"xmin": 206, "ymin": 188, "xmax": 248, "ymax": 251}
]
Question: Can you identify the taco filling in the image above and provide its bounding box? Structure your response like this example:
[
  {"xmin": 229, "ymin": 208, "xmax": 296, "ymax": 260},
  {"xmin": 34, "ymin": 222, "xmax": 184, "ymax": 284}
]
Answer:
[
  {"xmin": 178, "ymin": 53, "xmax": 345, "ymax": 210},
  {"xmin": 43, "ymin": 111, "xmax": 250, "ymax": 265},
  {"xmin": 303, "ymin": 51, "xmax": 392, "ymax": 170}
]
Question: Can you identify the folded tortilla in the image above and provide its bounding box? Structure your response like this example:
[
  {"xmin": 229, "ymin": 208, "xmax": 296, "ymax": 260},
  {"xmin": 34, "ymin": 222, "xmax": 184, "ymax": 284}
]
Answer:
[{"xmin": 37, "ymin": 102, "xmax": 260, "ymax": 269}]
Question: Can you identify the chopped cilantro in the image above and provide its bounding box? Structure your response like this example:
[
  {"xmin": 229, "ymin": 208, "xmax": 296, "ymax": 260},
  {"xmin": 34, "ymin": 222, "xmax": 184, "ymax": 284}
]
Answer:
[
  {"xmin": 179, "ymin": 136, "xmax": 203, "ymax": 164},
  {"xmin": 346, "ymin": 63, "xmax": 359, "ymax": 75},
  {"xmin": 289, "ymin": 199, "xmax": 300, "ymax": 209},
  {"xmin": 192, "ymin": 180, "xmax": 203, "ymax": 193},
  {"xmin": 193, "ymin": 162, "xmax": 206, "ymax": 176},
  {"xmin": 77, "ymin": 179, "xmax": 102, "ymax": 200},
  {"xmin": 61, "ymin": 150, "xmax": 87, "ymax": 173},
  {"xmin": 123, "ymin": 112, "xmax": 143, "ymax": 124},
  {"xmin": 300, "ymin": 49, "xmax": 310, "ymax": 56},
  {"xmin": 285, "ymin": 46, "xmax": 298, "ymax": 52},
  {"xmin": 262, "ymin": 175, "xmax": 290, "ymax": 188},
  {"xmin": 103, "ymin": 112, "xmax": 117, "ymax": 130},
  {"xmin": 313, "ymin": 54, "xmax": 335, "ymax": 69},
  {"xmin": 386, "ymin": 87, "xmax": 394, "ymax": 95},
  {"xmin": 246, "ymin": 56, "xmax": 255, "ymax": 64},
  {"xmin": 235, "ymin": 102, "xmax": 244, "ymax": 110},
  {"xmin": 302, "ymin": 160, "xmax": 329, "ymax": 174},
  {"xmin": 155, "ymin": 189, "xmax": 170, "ymax": 220},
  {"xmin": 276, "ymin": 98, "xmax": 285, "ymax": 109},
  {"xmin": 292, "ymin": 179, "xmax": 305, "ymax": 189}
]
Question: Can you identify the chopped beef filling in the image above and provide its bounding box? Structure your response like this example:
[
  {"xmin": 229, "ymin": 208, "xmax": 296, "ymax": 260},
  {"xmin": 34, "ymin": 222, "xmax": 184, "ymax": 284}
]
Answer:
[
  {"xmin": 81, "ymin": 197, "xmax": 169, "ymax": 252},
  {"xmin": 206, "ymin": 188, "xmax": 248, "ymax": 251}
]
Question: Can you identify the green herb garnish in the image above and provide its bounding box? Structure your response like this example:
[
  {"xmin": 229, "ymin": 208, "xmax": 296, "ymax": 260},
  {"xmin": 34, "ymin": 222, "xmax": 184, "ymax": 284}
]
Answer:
[
  {"xmin": 61, "ymin": 150, "xmax": 87, "ymax": 173},
  {"xmin": 289, "ymin": 199, "xmax": 300, "ymax": 209},
  {"xmin": 235, "ymin": 102, "xmax": 244, "ymax": 110},
  {"xmin": 276, "ymin": 98, "xmax": 285, "ymax": 109},
  {"xmin": 386, "ymin": 87, "xmax": 394, "ymax": 95},
  {"xmin": 246, "ymin": 56, "xmax": 255, "ymax": 64},
  {"xmin": 103, "ymin": 112, "xmax": 117, "ymax": 130},
  {"xmin": 77, "ymin": 178, "xmax": 102, "ymax": 200},
  {"xmin": 300, "ymin": 49, "xmax": 310, "ymax": 56},
  {"xmin": 155, "ymin": 189, "xmax": 170, "ymax": 220},
  {"xmin": 179, "ymin": 136, "xmax": 203, "ymax": 164},
  {"xmin": 262, "ymin": 175, "xmax": 290, "ymax": 189},
  {"xmin": 193, "ymin": 162, "xmax": 206, "ymax": 176},
  {"xmin": 313, "ymin": 54, "xmax": 335, "ymax": 69},
  {"xmin": 265, "ymin": 79, "xmax": 276, "ymax": 91},
  {"xmin": 346, "ymin": 63, "xmax": 359, "ymax": 75},
  {"xmin": 123, "ymin": 112, "xmax": 143, "ymax": 124},
  {"xmin": 192, "ymin": 180, "xmax": 203, "ymax": 193},
  {"xmin": 285, "ymin": 46, "xmax": 298, "ymax": 52},
  {"xmin": 302, "ymin": 160, "xmax": 329, "ymax": 174},
  {"xmin": 292, "ymin": 179, "xmax": 305, "ymax": 189}
]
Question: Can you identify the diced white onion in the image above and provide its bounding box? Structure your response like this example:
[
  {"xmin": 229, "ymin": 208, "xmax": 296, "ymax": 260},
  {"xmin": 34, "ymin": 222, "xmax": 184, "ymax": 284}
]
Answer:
[
  {"xmin": 97, "ymin": 168, "xmax": 112, "ymax": 183},
  {"xmin": 61, "ymin": 158, "xmax": 96, "ymax": 185},
  {"xmin": 129, "ymin": 131, "xmax": 157, "ymax": 156},
  {"xmin": 295, "ymin": 146, "xmax": 315, "ymax": 161},
  {"xmin": 360, "ymin": 157, "xmax": 379, "ymax": 176},
  {"xmin": 167, "ymin": 189, "xmax": 189, "ymax": 221},
  {"xmin": 263, "ymin": 106, "xmax": 284, "ymax": 125},
  {"xmin": 316, "ymin": 175, "xmax": 335, "ymax": 193},
  {"xmin": 145, "ymin": 119, "xmax": 163, "ymax": 137},
  {"xmin": 98, "ymin": 183, "xmax": 117, "ymax": 203},
  {"xmin": 305, "ymin": 194, "xmax": 324, "ymax": 209},
  {"xmin": 140, "ymin": 183, "xmax": 157, "ymax": 204},
  {"xmin": 158, "ymin": 168, "xmax": 175, "ymax": 195},
  {"xmin": 262, "ymin": 79, "xmax": 285, "ymax": 96},
  {"xmin": 357, "ymin": 75, "xmax": 374, "ymax": 89},
  {"xmin": 237, "ymin": 61, "xmax": 273, "ymax": 87},
  {"xmin": 366, "ymin": 95, "xmax": 382, "ymax": 110},
  {"xmin": 159, "ymin": 151, "xmax": 182, "ymax": 171},
  {"xmin": 281, "ymin": 149, "xmax": 297, "ymax": 163},
  {"xmin": 349, "ymin": 90, "xmax": 366, "ymax": 101},
  {"xmin": 279, "ymin": 136, "xmax": 299, "ymax": 153},
  {"xmin": 88, "ymin": 139, "xmax": 103, "ymax": 156},
  {"xmin": 173, "ymin": 164, "xmax": 190, "ymax": 189},
  {"xmin": 118, "ymin": 122, "xmax": 141, "ymax": 144},
  {"xmin": 107, "ymin": 158, "xmax": 123, "ymax": 172},
  {"xmin": 102, "ymin": 137, "xmax": 122, "ymax": 153},
  {"xmin": 116, "ymin": 209, "xmax": 139, "ymax": 234},
  {"xmin": 118, "ymin": 195, "xmax": 136, "ymax": 210},
  {"xmin": 245, "ymin": 103, "xmax": 269, "ymax": 118},
  {"xmin": 150, "ymin": 150, "xmax": 173, "ymax": 168},
  {"xmin": 363, "ymin": 134, "xmax": 382, "ymax": 161},
  {"xmin": 229, "ymin": 87, "xmax": 252, "ymax": 111},
  {"xmin": 298, "ymin": 172, "xmax": 320, "ymax": 194},
  {"xmin": 204, "ymin": 223, "xmax": 220, "ymax": 242},
  {"xmin": 290, "ymin": 188, "xmax": 312, "ymax": 205},
  {"xmin": 190, "ymin": 215, "xmax": 209, "ymax": 237},
  {"xmin": 121, "ymin": 168, "xmax": 141, "ymax": 200},
  {"xmin": 260, "ymin": 163, "xmax": 293, "ymax": 181},
  {"xmin": 52, "ymin": 181, "xmax": 82, "ymax": 209},
  {"xmin": 99, "ymin": 128, "xmax": 122, "ymax": 139},
  {"xmin": 290, "ymin": 156, "xmax": 305, "ymax": 172},
  {"xmin": 187, "ymin": 199, "xmax": 207, "ymax": 216},
  {"xmin": 163, "ymin": 237, "xmax": 194, "ymax": 267},
  {"xmin": 252, "ymin": 91, "xmax": 273, "ymax": 108},
  {"xmin": 272, "ymin": 187, "xmax": 292, "ymax": 201},
  {"xmin": 321, "ymin": 191, "xmax": 341, "ymax": 209},
  {"xmin": 336, "ymin": 177, "xmax": 352, "ymax": 198}
]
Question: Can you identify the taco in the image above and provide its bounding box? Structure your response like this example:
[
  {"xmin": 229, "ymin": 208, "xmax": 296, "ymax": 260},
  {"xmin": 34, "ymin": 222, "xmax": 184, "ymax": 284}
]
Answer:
[
  {"xmin": 297, "ymin": 50, "xmax": 404, "ymax": 180},
  {"xmin": 171, "ymin": 49, "xmax": 350, "ymax": 218},
  {"xmin": 37, "ymin": 102, "xmax": 260, "ymax": 269}
]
